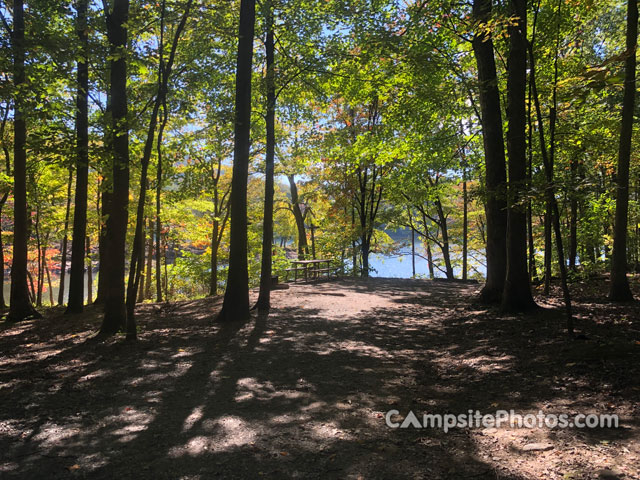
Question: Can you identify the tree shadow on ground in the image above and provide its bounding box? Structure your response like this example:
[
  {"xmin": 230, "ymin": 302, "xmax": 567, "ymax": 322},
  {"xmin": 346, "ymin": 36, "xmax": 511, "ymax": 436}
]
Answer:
[{"xmin": 0, "ymin": 278, "xmax": 638, "ymax": 479}]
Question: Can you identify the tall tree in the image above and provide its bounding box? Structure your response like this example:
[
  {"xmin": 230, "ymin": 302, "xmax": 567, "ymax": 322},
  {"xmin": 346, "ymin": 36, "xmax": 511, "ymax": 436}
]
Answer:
[
  {"xmin": 125, "ymin": 0, "xmax": 192, "ymax": 329},
  {"xmin": 472, "ymin": 0, "xmax": 508, "ymax": 303},
  {"xmin": 609, "ymin": 0, "xmax": 637, "ymax": 301},
  {"xmin": 0, "ymin": 105, "xmax": 12, "ymax": 310},
  {"xmin": 255, "ymin": 0, "xmax": 276, "ymax": 312},
  {"xmin": 66, "ymin": 0, "xmax": 90, "ymax": 314},
  {"xmin": 501, "ymin": 0, "xmax": 536, "ymax": 312},
  {"xmin": 57, "ymin": 169, "xmax": 73, "ymax": 305},
  {"xmin": 155, "ymin": 110, "xmax": 164, "ymax": 303},
  {"xmin": 287, "ymin": 174, "xmax": 308, "ymax": 259},
  {"xmin": 216, "ymin": 0, "xmax": 256, "ymax": 322},
  {"xmin": 8, "ymin": 0, "xmax": 40, "ymax": 321},
  {"xmin": 94, "ymin": 93, "xmax": 113, "ymax": 306},
  {"xmin": 99, "ymin": 0, "xmax": 130, "ymax": 336},
  {"xmin": 528, "ymin": 4, "xmax": 573, "ymax": 331}
]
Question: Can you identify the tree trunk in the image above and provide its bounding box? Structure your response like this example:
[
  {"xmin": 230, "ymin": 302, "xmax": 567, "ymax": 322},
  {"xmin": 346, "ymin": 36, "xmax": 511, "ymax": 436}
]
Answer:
[
  {"xmin": 8, "ymin": 0, "xmax": 40, "ymax": 321},
  {"xmin": 569, "ymin": 157, "xmax": 578, "ymax": 270},
  {"xmin": 288, "ymin": 175, "xmax": 307, "ymax": 259},
  {"xmin": 256, "ymin": 1, "xmax": 276, "ymax": 313},
  {"xmin": 0, "ymin": 108, "xmax": 10, "ymax": 310},
  {"xmin": 609, "ymin": 0, "xmax": 637, "ymax": 301},
  {"xmin": 351, "ymin": 206, "xmax": 358, "ymax": 276},
  {"xmin": 137, "ymin": 218, "xmax": 146, "ymax": 303},
  {"xmin": 501, "ymin": 0, "xmax": 536, "ymax": 312},
  {"xmin": 45, "ymin": 259, "xmax": 53, "ymax": 306},
  {"xmin": 472, "ymin": 0, "xmax": 508, "ymax": 303},
  {"xmin": 636, "ymin": 180, "xmax": 640, "ymax": 271},
  {"xmin": 310, "ymin": 218, "xmax": 316, "ymax": 260},
  {"xmin": 361, "ymin": 242, "xmax": 369, "ymax": 278},
  {"xmin": 36, "ymin": 227, "xmax": 42, "ymax": 307},
  {"xmin": 155, "ymin": 92, "xmax": 171, "ymax": 304},
  {"xmin": 37, "ymin": 243, "xmax": 44, "ymax": 308},
  {"xmin": 543, "ymin": 204, "xmax": 552, "ymax": 294},
  {"xmin": 86, "ymin": 235, "xmax": 92, "ymax": 304},
  {"xmin": 58, "ymin": 169, "xmax": 73, "ymax": 305},
  {"xmin": 0, "ymin": 193, "xmax": 6, "ymax": 309},
  {"xmin": 462, "ymin": 173, "xmax": 468, "ymax": 281},
  {"xmin": 155, "ymin": 191, "xmax": 162, "ymax": 302},
  {"xmin": 126, "ymin": 0, "xmax": 165, "ymax": 318},
  {"xmin": 210, "ymin": 225, "xmax": 219, "ymax": 296},
  {"xmin": 433, "ymin": 198, "xmax": 454, "ymax": 280},
  {"xmin": 163, "ymin": 234, "xmax": 169, "ymax": 300},
  {"xmin": 528, "ymin": 11, "xmax": 573, "ymax": 331},
  {"xmin": 216, "ymin": 0, "xmax": 256, "ymax": 322},
  {"xmin": 426, "ymin": 238, "xmax": 435, "ymax": 279},
  {"xmin": 527, "ymin": 56, "xmax": 537, "ymax": 282},
  {"xmin": 27, "ymin": 271, "xmax": 35, "ymax": 304},
  {"xmin": 99, "ymin": 0, "xmax": 130, "ymax": 336},
  {"xmin": 145, "ymin": 219, "xmax": 153, "ymax": 300},
  {"xmin": 126, "ymin": 0, "xmax": 191, "ymax": 331},
  {"xmin": 66, "ymin": 0, "xmax": 90, "ymax": 314},
  {"xmin": 155, "ymin": 106, "xmax": 165, "ymax": 304},
  {"xmin": 411, "ymin": 224, "xmax": 416, "ymax": 278},
  {"xmin": 95, "ymin": 172, "xmax": 111, "ymax": 304}
]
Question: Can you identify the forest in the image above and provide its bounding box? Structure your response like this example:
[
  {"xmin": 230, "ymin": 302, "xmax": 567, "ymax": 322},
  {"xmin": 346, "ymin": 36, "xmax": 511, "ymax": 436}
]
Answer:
[{"xmin": 0, "ymin": 0, "xmax": 639, "ymax": 478}]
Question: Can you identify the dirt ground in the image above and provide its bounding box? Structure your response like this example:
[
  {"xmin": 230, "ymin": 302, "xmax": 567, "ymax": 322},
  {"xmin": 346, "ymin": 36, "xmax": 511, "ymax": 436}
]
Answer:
[{"xmin": 0, "ymin": 277, "xmax": 639, "ymax": 479}]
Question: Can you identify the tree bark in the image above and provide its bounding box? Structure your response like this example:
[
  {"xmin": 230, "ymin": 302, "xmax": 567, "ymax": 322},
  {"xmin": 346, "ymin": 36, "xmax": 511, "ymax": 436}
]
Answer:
[
  {"xmin": 569, "ymin": 157, "xmax": 578, "ymax": 270},
  {"xmin": 472, "ymin": 0, "xmax": 508, "ymax": 303},
  {"xmin": 8, "ymin": 0, "xmax": 41, "ymax": 321},
  {"xmin": 0, "ymin": 193, "xmax": 7, "ymax": 309},
  {"xmin": 35, "ymin": 220, "xmax": 42, "ymax": 307},
  {"xmin": 435, "ymin": 198, "xmax": 454, "ymax": 279},
  {"xmin": 0, "ymin": 106, "xmax": 10, "ymax": 310},
  {"xmin": 288, "ymin": 175, "xmax": 307, "ymax": 260},
  {"xmin": 94, "ymin": 168, "xmax": 111, "ymax": 304},
  {"xmin": 527, "ymin": 56, "xmax": 537, "ymax": 282},
  {"xmin": 609, "ymin": 0, "xmax": 637, "ymax": 301},
  {"xmin": 426, "ymin": 238, "xmax": 435, "ymax": 279},
  {"xmin": 411, "ymin": 222, "xmax": 416, "ymax": 278},
  {"xmin": 126, "ymin": 0, "xmax": 191, "ymax": 330},
  {"xmin": 86, "ymin": 235, "xmax": 92, "ymax": 304},
  {"xmin": 528, "ymin": 12, "xmax": 573, "ymax": 332},
  {"xmin": 137, "ymin": 219, "xmax": 146, "ymax": 303},
  {"xmin": 501, "ymin": 0, "xmax": 536, "ymax": 312},
  {"xmin": 67, "ymin": 0, "xmax": 90, "ymax": 314},
  {"xmin": 216, "ymin": 0, "xmax": 256, "ymax": 322},
  {"xmin": 462, "ymin": 170, "xmax": 468, "ymax": 281},
  {"xmin": 145, "ymin": 218, "xmax": 153, "ymax": 300},
  {"xmin": 543, "ymin": 203, "xmax": 552, "ymax": 294},
  {"xmin": 99, "ymin": 0, "xmax": 130, "ymax": 336},
  {"xmin": 155, "ymin": 106, "xmax": 165, "ymax": 304},
  {"xmin": 58, "ymin": 169, "xmax": 73, "ymax": 305},
  {"xmin": 210, "ymin": 223, "xmax": 219, "ymax": 295},
  {"xmin": 45, "ymin": 258, "xmax": 53, "ymax": 306},
  {"xmin": 256, "ymin": 0, "xmax": 276, "ymax": 313}
]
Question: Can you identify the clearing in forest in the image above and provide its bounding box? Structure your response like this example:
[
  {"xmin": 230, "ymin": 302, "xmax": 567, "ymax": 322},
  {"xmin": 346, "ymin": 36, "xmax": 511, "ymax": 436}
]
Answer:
[{"xmin": 1, "ymin": 278, "xmax": 639, "ymax": 479}]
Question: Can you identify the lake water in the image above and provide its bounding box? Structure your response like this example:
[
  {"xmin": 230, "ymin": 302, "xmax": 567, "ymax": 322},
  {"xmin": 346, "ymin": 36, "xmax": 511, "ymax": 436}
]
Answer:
[
  {"xmin": 1, "ymin": 271, "xmax": 95, "ymax": 306},
  {"xmin": 1, "ymin": 230, "xmax": 486, "ymax": 304},
  {"xmin": 369, "ymin": 229, "xmax": 486, "ymax": 279}
]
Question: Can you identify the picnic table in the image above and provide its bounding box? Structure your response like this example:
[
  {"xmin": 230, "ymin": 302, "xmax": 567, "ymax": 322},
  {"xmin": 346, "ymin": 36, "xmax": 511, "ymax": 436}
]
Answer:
[{"xmin": 285, "ymin": 259, "xmax": 336, "ymax": 282}]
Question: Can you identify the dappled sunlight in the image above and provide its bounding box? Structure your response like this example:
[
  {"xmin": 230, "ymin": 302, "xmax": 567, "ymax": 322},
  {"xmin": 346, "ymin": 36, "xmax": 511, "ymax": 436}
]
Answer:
[
  {"xmin": 1, "ymin": 278, "xmax": 638, "ymax": 479},
  {"xmin": 182, "ymin": 405, "xmax": 204, "ymax": 432},
  {"xmin": 169, "ymin": 416, "xmax": 257, "ymax": 456},
  {"xmin": 234, "ymin": 377, "xmax": 309, "ymax": 403},
  {"xmin": 124, "ymin": 360, "xmax": 193, "ymax": 387},
  {"xmin": 76, "ymin": 368, "xmax": 110, "ymax": 384}
]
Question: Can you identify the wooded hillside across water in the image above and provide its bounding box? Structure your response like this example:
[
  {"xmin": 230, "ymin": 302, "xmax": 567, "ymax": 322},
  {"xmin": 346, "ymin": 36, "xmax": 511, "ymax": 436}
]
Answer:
[{"xmin": 1, "ymin": 0, "xmax": 640, "ymax": 336}]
